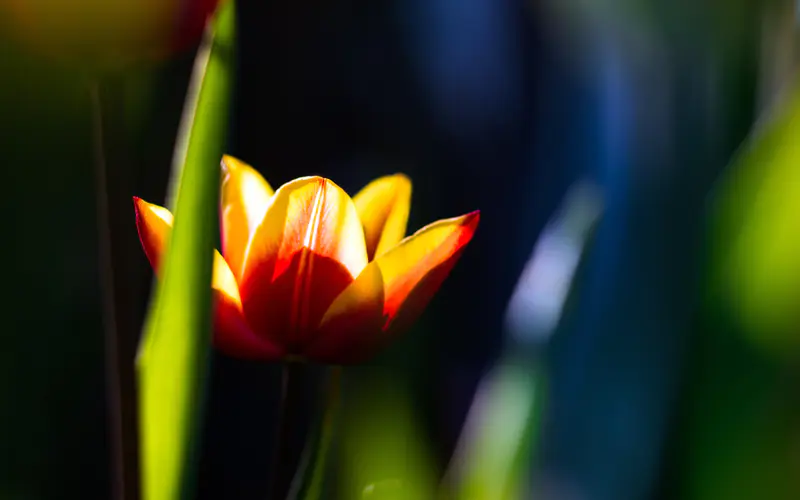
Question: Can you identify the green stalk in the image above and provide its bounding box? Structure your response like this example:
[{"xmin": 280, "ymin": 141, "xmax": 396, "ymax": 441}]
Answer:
[{"xmin": 289, "ymin": 367, "xmax": 342, "ymax": 500}]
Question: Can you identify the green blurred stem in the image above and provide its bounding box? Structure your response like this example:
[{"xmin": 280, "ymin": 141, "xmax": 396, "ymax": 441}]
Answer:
[
  {"xmin": 270, "ymin": 362, "xmax": 308, "ymax": 500},
  {"xmin": 270, "ymin": 363, "xmax": 342, "ymax": 500},
  {"xmin": 289, "ymin": 367, "xmax": 342, "ymax": 500},
  {"xmin": 90, "ymin": 77, "xmax": 141, "ymax": 500}
]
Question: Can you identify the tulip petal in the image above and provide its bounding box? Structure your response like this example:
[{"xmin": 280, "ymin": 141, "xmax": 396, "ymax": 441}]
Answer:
[
  {"xmin": 220, "ymin": 155, "xmax": 274, "ymax": 281},
  {"xmin": 213, "ymin": 291, "xmax": 283, "ymax": 360},
  {"xmin": 309, "ymin": 211, "xmax": 479, "ymax": 363},
  {"xmin": 134, "ymin": 197, "xmax": 238, "ymax": 298},
  {"xmin": 306, "ymin": 264, "xmax": 386, "ymax": 364},
  {"xmin": 133, "ymin": 197, "xmax": 280, "ymax": 359},
  {"xmin": 371, "ymin": 210, "xmax": 479, "ymax": 329},
  {"xmin": 134, "ymin": 196, "xmax": 174, "ymax": 270},
  {"xmin": 353, "ymin": 174, "xmax": 412, "ymax": 260},
  {"xmin": 240, "ymin": 177, "xmax": 369, "ymax": 350}
]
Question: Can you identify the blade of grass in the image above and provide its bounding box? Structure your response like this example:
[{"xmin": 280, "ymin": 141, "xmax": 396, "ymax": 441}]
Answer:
[{"xmin": 136, "ymin": 2, "xmax": 236, "ymax": 500}]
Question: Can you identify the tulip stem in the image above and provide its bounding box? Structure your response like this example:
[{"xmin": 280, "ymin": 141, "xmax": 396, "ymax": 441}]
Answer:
[
  {"xmin": 288, "ymin": 367, "xmax": 342, "ymax": 500},
  {"xmin": 270, "ymin": 363, "xmax": 342, "ymax": 500},
  {"xmin": 270, "ymin": 361, "xmax": 309, "ymax": 500}
]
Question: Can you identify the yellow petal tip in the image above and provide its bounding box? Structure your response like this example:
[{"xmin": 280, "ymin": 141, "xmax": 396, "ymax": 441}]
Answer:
[
  {"xmin": 392, "ymin": 172, "xmax": 411, "ymax": 183},
  {"xmin": 220, "ymin": 154, "xmax": 240, "ymax": 173}
]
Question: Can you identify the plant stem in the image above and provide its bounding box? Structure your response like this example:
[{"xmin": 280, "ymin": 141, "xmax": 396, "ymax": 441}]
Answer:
[
  {"xmin": 288, "ymin": 367, "xmax": 342, "ymax": 500},
  {"xmin": 270, "ymin": 361, "xmax": 308, "ymax": 500},
  {"xmin": 90, "ymin": 77, "xmax": 141, "ymax": 500}
]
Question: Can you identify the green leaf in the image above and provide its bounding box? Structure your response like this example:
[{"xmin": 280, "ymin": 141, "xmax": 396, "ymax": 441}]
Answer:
[
  {"xmin": 136, "ymin": 2, "xmax": 236, "ymax": 500},
  {"xmin": 339, "ymin": 381, "xmax": 437, "ymax": 500},
  {"xmin": 710, "ymin": 81, "xmax": 800, "ymax": 356},
  {"xmin": 444, "ymin": 361, "xmax": 545, "ymax": 500}
]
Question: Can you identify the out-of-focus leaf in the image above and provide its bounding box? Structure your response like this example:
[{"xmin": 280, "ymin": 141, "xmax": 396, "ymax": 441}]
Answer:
[
  {"xmin": 361, "ymin": 479, "xmax": 406, "ymax": 500},
  {"xmin": 443, "ymin": 181, "xmax": 601, "ymax": 500},
  {"xmin": 136, "ymin": 2, "xmax": 236, "ymax": 500},
  {"xmin": 711, "ymin": 81, "xmax": 800, "ymax": 355},
  {"xmin": 444, "ymin": 361, "xmax": 545, "ymax": 500},
  {"xmin": 339, "ymin": 380, "xmax": 437, "ymax": 500},
  {"xmin": 679, "ymin": 324, "xmax": 800, "ymax": 500}
]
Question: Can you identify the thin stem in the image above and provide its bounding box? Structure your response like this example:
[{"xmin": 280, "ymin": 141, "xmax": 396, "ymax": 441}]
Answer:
[
  {"xmin": 288, "ymin": 367, "xmax": 342, "ymax": 500},
  {"xmin": 91, "ymin": 78, "xmax": 140, "ymax": 500},
  {"xmin": 270, "ymin": 362, "xmax": 308, "ymax": 500}
]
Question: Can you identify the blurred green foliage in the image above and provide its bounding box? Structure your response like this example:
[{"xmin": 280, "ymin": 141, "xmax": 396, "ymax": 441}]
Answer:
[
  {"xmin": 339, "ymin": 377, "xmax": 437, "ymax": 500},
  {"xmin": 680, "ymin": 71, "xmax": 800, "ymax": 500},
  {"xmin": 445, "ymin": 361, "xmax": 545, "ymax": 500},
  {"xmin": 711, "ymin": 81, "xmax": 800, "ymax": 356},
  {"xmin": 679, "ymin": 315, "xmax": 800, "ymax": 500},
  {"xmin": 136, "ymin": 2, "xmax": 235, "ymax": 499}
]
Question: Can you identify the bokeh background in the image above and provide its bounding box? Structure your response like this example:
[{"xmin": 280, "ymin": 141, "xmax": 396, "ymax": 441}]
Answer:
[{"xmin": 2, "ymin": 0, "xmax": 800, "ymax": 499}]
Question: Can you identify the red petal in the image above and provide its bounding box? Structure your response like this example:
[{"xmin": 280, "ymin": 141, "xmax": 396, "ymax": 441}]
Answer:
[
  {"xmin": 305, "ymin": 264, "xmax": 386, "ymax": 364},
  {"xmin": 239, "ymin": 177, "xmax": 368, "ymax": 351},
  {"xmin": 213, "ymin": 291, "xmax": 283, "ymax": 360}
]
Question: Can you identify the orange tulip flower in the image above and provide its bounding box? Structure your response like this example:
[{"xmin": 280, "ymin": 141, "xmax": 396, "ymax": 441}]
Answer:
[{"xmin": 133, "ymin": 156, "xmax": 479, "ymax": 364}]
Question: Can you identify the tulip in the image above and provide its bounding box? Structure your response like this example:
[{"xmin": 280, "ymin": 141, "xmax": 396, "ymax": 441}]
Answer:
[{"xmin": 134, "ymin": 156, "xmax": 479, "ymax": 364}]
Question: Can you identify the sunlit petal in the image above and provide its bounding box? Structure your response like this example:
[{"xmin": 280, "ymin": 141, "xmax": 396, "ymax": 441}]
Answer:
[
  {"xmin": 134, "ymin": 196, "xmax": 239, "ymax": 300},
  {"xmin": 240, "ymin": 177, "xmax": 369, "ymax": 350},
  {"xmin": 133, "ymin": 197, "xmax": 278, "ymax": 358},
  {"xmin": 220, "ymin": 155, "xmax": 274, "ymax": 281},
  {"xmin": 353, "ymin": 174, "xmax": 412, "ymax": 260},
  {"xmin": 375, "ymin": 210, "xmax": 479, "ymax": 331},
  {"xmin": 311, "ymin": 211, "xmax": 479, "ymax": 362},
  {"xmin": 133, "ymin": 196, "xmax": 174, "ymax": 270}
]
